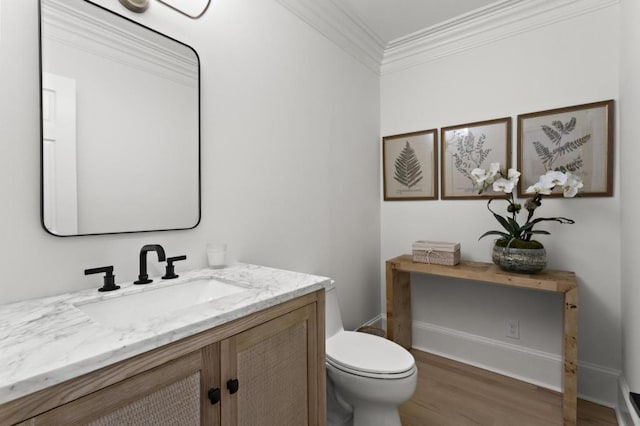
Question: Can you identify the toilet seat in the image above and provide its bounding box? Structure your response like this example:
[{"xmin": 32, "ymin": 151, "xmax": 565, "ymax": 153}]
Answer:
[
  {"xmin": 327, "ymin": 358, "xmax": 416, "ymax": 380},
  {"xmin": 326, "ymin": 331, "xmax": 415, "ymax": 379}
]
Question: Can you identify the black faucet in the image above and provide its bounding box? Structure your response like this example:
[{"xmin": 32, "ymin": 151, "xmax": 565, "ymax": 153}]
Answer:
[{"xmin": 134, "ymin": 244, "xmax": 166, "ymax": 285}]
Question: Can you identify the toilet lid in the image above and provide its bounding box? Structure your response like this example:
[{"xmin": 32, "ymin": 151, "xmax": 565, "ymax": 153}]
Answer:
[{"xmin": 326, "ymin": 331, "xmax": 415, "ymax": 376}]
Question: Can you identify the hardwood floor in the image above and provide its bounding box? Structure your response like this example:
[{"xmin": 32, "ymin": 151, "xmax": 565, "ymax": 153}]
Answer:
[{"xmin": 399, "ymin": 350, "xmax": 617, "ymax": 426}]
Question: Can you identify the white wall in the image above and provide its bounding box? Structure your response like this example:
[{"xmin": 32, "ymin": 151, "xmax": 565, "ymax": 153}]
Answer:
[
  {"xmin": 620, "ymin": 0, "xmax": 640, "ymax": 420},
  {"xmin": 0, "ymin": 0, "xmax": 381, "ymax": 330},
  {"xmin": 381, "ymin": 5, "xmax": 621, "ymax": 404}
]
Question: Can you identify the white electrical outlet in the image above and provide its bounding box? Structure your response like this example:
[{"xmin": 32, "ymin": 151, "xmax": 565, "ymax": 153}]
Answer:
[{"xmin": 506, "ymin": 319, "xmax": 520, "ymax": 339}]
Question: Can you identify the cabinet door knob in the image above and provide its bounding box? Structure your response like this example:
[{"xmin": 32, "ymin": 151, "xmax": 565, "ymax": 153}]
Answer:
[
  {"xmin": 207, "ymin": 387, "xmax": 221, "ymax": 405},
  {"xmin": 226, "ymin": 378, "xmax": 239, "ymax": 394}
]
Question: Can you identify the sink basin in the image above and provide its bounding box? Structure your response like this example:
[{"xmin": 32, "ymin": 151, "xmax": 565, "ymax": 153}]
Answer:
[{"xmin": 75, "ymin": 277, "xmax": 249, "ymax": 328}]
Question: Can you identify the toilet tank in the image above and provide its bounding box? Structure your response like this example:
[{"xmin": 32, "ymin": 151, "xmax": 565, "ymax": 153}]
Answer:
[{"xmin": 325, "ymin": 286, "xmax": 344, "ymax": 339}]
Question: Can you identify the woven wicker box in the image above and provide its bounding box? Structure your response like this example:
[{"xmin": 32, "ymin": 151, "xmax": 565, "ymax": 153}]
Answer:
[{"xmin": 412, "ymin": 241, "xmax": 461, "ymax": 266}]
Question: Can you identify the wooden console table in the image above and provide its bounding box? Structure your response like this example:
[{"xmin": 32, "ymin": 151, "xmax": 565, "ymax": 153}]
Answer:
[{"xmin": 386, "ymin": 255, "xmax": 578, "ymax": 425}]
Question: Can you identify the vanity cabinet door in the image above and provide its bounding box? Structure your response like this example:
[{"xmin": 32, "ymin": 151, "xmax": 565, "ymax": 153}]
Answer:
[
  {"xmin": 220, "ymin": 304, "xmax": 322, "ymax": 426},
  {"xmin": 21, "ymin": 349, "xmax": 220, "ymax": 426}
]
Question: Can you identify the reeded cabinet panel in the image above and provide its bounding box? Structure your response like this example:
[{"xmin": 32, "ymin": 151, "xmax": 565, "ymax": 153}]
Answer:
[
  {"xmin": 221, "ymin": 304, "xmax": 320, "ymax": 426},
  {"xmin": 87, "ymin": 372, "xmax": 200, "ymax": 426},
  {"xmin": 23, "ymin": 351, "xmax": 215, "ymax": 425}
]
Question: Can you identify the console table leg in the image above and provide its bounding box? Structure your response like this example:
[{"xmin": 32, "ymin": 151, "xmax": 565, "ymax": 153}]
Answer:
[
  {"xmin": 386, "ymin": 263, "xmax": 412, "ymax": 349},
  {"xmin": 563, "ymin": 287, "xmax": 578, "ymax": 425}
]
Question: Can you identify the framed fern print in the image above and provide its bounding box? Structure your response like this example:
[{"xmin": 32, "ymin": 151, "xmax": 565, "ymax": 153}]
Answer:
[
  {"xmin": 517, "ymin": 100, "xmax": 614, "ymax": 197},
  {"xmin": 440, "ymin": 117, "xmax": 511, "ymax": 199},
  {"xmin": 383, "ymin": 129, "xmax": 438, "ymax": 201}
]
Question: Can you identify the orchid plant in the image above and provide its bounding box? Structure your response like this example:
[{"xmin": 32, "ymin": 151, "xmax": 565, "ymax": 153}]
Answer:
[{"xmin": 472, "ymin": 163, "xmax": 583, "ymax": 248}]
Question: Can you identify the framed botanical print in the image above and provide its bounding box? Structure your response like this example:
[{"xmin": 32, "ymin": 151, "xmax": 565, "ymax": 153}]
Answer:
[
  {"xmin": 517, "ymin": 100, "xmax": 614, "ymax": 197},
  {"xmin": 440, "ymin": 117, "xmax": 511, "ymax": 199},
  {"xmin": 383, "ymin": 129, "xmax": 438, "ymax": 201}
]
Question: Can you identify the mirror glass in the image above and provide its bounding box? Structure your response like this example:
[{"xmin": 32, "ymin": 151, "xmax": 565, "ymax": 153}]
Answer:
[{"xmin": 40, "ymin": 0, "xmax": 200, "ymax": 236}]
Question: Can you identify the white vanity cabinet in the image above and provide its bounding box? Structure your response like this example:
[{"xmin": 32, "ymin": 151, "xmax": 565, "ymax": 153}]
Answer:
[{"xmin": 3, "ymin": 291, "xmax": 326, "ymax": 426}]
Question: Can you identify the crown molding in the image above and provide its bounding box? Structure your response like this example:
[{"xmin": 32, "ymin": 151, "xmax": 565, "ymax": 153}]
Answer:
[
  {"xmin": 42, "ymin": 0, "xmax": 198, "ymax": 87},
  {"xmin": 274, "ymin": 0, "xmax": 618, "ymax": 77},
  {"xmin": 273, "ymin": 0, "xmax": 385, "ymax": 74},
  {"xmin": 381, "ymin": 0, "xmax": 620, "ymax": 75}
]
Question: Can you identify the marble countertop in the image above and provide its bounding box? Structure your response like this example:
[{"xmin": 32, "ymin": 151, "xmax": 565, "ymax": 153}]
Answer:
[{"xmin": 0, "ymin": 263, "xmax": 332, "ymax": 405}]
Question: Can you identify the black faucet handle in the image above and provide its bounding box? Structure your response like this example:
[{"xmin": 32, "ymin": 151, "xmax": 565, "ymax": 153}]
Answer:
[
  {"xmin": 85, "ymin": 266, "xmax": 120, "ymax": 292},
  {"xmin": 168, "ymin": 255, "xmax": 187, "ymax": 262},
  {"xmin": 163, "ymin": 255, "xmax": 187, "ymax": 280}
]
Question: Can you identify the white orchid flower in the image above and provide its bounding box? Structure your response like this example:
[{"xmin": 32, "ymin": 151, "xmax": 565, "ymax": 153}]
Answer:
[
  {"xmin": 507, "ymin": 168, "xmax": 521, "ymax": 181},
  {"xmin": 471, "ymin": 168, "xmax": 490, "ymax": 185},
  {"xmin": 493, "ymin": 177, "xmax": 515, "ymax": 194},
  {"xmin": 526, "ymin": 181, "xmax": 552, "ymax": 195},
  {"xmin": 562, "ymin": 173, "xmax": 584, "ymax": 198},
  {"xmin": 563, "ymin": 183, "xmax": 582, "ymax": 198},
  {"xmin": 507, "ymin": 169, "xmax": 520, "ymax": 189},
  {"xmin": 540, "ymin": 170, "xmax": 567, "ymax": 189},
  {"xmin": 486, "ymin": 163, "xmax": 501, "ymax": 184}
]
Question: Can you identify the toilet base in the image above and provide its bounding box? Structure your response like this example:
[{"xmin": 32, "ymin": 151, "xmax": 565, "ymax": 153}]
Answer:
[
  {"xmin": 328, "ymin": 395, "xmax": 403, "ymax": 426},
  {"xmin": 327, "ymin": 374, "xmax": 353, "ymax": 426},
  {"xmin": 326, "ymin": 363, "xmax": 416, "ymax": 426},
  {"xmin": 353, "ymin": 403, "xmax": 402, "ymax": 426}
]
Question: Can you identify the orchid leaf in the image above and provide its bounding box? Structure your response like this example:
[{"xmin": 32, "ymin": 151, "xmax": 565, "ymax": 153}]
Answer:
[
  {"xmin": 519, "ymin": 222, "xmax": 533, "ymax": 230},
  {"xmin": 507, "ymin": 217, "xmax": 521, "ymax": 234},
  {"xmin": 492, "ymin": 213, "xmax": 518, "ymax": 237},
  {"xmin": 479, "ymin": 230, "xmax": 511, "ymax": 241},
  {"xmin": 524, "ymin": 230, "xmax": 551, "ymax": 235},
  {"xmin": 530, "ymin": 216, "xmax": 575, "ymax": 225}
]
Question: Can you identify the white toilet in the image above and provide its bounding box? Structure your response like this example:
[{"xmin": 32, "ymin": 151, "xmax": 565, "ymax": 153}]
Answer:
[{"xmin": 325, "ymin": 286, "xmax": 418, "ymax": 426}]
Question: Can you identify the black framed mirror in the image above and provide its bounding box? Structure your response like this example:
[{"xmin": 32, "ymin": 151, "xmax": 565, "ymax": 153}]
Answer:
[{"xmin": 39, "ymin": 0, "xmax": 200, "ymax": 236}]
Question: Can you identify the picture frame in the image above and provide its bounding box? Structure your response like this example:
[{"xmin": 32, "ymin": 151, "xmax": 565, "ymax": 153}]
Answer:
[
  {"xmin": 383, "ymin": 129, "xmax": 438, "ymax": 201},
  {"xmin": 517, "ymin": 100, "xmax": 614, "ymax": 197},
  {"xmin": 440, "ymin": 117, "xmax": 512, "ymax": 199}
]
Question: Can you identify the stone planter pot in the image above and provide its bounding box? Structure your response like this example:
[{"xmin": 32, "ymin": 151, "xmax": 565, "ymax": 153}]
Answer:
[{"xmin": 492, "ymin": 243, "xmax": 547, "ymax": 274}]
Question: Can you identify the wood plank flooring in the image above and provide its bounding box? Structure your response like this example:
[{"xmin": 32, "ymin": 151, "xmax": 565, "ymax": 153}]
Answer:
[{"xmin": 399, "ymin": 350, "xmax": 617, "ymax": 426}]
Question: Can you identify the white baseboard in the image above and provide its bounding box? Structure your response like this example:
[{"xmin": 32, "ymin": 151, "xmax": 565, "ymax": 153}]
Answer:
[
  {"xmin": 578, "ymin": 359, "xmax": 622, "ymax": 407},
  {"xmin": 412, "ymin": 319, "xmax": 564, "ymax": 391},
  {"xmin": 367, "ymin": 315, "xmax": 620, "ymax": 406},
  {"xmin": 359, "ymin": 314, "xmax": 384, "ymax": 329},
  {"xmin": 618, "ymin": 376, "xmax": 640, "ymax": 426}
]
